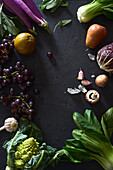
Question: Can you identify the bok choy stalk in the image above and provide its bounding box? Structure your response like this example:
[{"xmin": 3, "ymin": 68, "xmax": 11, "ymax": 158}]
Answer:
[
  {"xmin": 77, "ymin": 0, "xmax": 113, "ymax": 23},
  {"xmin": 52, "ymin": 108, "xmax": 113, "ymax": 170}
]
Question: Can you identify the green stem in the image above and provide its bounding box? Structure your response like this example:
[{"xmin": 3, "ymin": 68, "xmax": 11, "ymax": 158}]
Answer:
[
  {"xmin": 7, "ymin": 131, "xmax": 19, "ymax": 167},
  {"xmin": 7, "ymin": 95, "xmax": 31, "ymax": 109},
  {"xmin": 3, "ymin": 71, "xmax": 19, "ymax": 79}
]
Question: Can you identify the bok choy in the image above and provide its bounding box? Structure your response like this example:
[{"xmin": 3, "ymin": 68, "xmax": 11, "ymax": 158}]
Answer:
[
  {"xmin": 52, "ymin": 108, "xmax": 113, "ymax": 170},
  {"xmin": 77, "ymin": 0, "xmax": 113, "ymax": 23}
]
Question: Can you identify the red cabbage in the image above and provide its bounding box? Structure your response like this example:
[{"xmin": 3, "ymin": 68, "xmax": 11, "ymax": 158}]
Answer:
[{"xmin": 97, "ymin": 43, "xmax": 113, "ymax": 74}]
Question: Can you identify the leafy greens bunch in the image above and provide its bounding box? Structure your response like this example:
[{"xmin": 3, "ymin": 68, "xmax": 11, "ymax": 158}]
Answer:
[
  {"xmin": 0, "ymin": 3, "xmax": 20, "ymax": 37},
  {"xmin": 40, "ymin": 0, "xmax": 68, "ymax": 13},
  {"xmin": 52, "ymin": 108, "xmax": 113, "ymax": 170},
  {"xmin": 3, "ymin": 118, "xmax": 56, "ymax": 170}
]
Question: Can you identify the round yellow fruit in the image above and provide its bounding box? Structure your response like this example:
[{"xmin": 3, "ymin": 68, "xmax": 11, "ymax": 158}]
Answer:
[{"xmin": 14, "ymin": 33, "xmax": 36, "ymax": 55}]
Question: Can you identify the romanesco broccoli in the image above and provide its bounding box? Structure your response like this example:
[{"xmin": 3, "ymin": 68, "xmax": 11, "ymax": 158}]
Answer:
[{"xmin": 14, "ymin": 137, "xmax": 39, "ymax": 169}]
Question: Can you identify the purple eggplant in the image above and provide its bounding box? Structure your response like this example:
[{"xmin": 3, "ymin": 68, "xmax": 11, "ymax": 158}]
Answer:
[
  {"xmin": 3, "ymin": 0, "xmax": 49, "ymax": 31},
  {"xmin": 3, "ymin": 3, "xmax": 15, "ymax": 14},
  {"xmin": 22, "ymin": 0, "xmax": 47, "ymax": 24},
  {"xmin": 0, "ymin": 0, "xmax": 15, "ymax": 14},
  {"xmin": 2, "ymin": 0, "xmax": 36, "ymax": 33}
]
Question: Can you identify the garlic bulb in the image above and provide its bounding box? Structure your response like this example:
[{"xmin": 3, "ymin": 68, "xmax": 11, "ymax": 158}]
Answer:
[
  {"xmin": 0, "ymin": 117, "xmax": 18, "ymax": 132},
  {"xmin": 5, "ymin": 166, "xmax": 13, "ymax": 170}
]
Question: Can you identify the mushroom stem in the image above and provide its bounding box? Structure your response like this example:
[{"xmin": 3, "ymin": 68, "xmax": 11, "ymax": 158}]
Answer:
[{"xmin": 91, "ymin": 93, "xmax": 97, "ymax": 100}]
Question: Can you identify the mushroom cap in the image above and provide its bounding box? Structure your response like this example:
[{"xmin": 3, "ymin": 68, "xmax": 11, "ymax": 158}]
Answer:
[
  {"xmin": 85, "ymin": 90, "xmax": 100, "ymax": 104},
  {"xmin": 95, "ymin": 74, "xmax": 109, "ymax": 87}
]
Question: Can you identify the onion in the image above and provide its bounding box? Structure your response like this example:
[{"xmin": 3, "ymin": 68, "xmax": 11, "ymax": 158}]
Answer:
[{"xmin": 97, "ymin": 43, "xmax": 113, "ymax": 74}]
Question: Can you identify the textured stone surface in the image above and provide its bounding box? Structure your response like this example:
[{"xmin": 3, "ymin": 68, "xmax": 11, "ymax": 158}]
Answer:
[{"xmin": 1, "ymin": 0, "xmax": 113, "ymax": 170}]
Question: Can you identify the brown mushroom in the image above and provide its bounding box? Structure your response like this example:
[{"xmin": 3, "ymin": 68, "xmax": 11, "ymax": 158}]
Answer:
[
  {"xmin": 85, "ymin": 90, "xmax": 100, "ymax": 104},
  {"xmin": 95, "ymin": 74, "xmax": 109, "ymax": 87}
]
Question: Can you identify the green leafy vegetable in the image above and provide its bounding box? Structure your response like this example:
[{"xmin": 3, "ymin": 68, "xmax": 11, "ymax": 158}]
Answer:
[
  {"xmin": 54, "ymin": 108, "xmax": 113, "ymax": 170},
  {"xmin": 3, "ymin": 118, "xmax": 56, "ymax": 170},
  {"xmin": 0, "ymin": 4, "xmax": 4, "ymax": 37},
  {"xmin": 0, "ymin": 3, "xmax": 20, "ymax": 38},
  {"xmin": 40, "ymin": 0, "xmax": 68, "ymax": 12},
  {"xmin": 101, "ymin": 107, "xmax": 113, "ymax": 141},
  {"xmin": 77, "ymin": 0, "xmax": 113, "ymax": 23},
  {"xmin": 53, "ymin": 19, "xmax": 72, "ymax": 32}
]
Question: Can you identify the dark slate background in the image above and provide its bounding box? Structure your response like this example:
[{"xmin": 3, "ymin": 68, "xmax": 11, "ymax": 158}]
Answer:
[{"xmin": 1, "ymin": 0, "xmax": 113, "ymax": 169}]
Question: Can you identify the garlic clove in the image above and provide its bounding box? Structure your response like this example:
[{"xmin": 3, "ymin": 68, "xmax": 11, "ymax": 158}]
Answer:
[
  {"xmin": 78, "ymin": 84, "xmax": 87, "ymax": 93},
  {"xmin": 91, "ymin": 74, "xmax": 95, "ymax": 78},
  {"xmin": 81, "ymin": 79, "xmax": 92, "ymax": 86},
  {"xmin": 77, "ymin": 69, "xmax": 84, "ymax": 80},
  {"xmin": 67, "ymin": 88, "xmax": 81, "ymax": 94},
  {"xmin": 88, "ymin": 53, "xmax": 95, "ymax": 60}
]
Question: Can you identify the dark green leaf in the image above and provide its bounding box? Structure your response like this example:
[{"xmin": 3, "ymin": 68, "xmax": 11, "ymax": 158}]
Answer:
[
  {"xmin": 19, "ymin": 118, "xmax": 43, "ymax": 143},
  {"xmin": 65, "ymin": 139, "xmax": 85, "ymax": 149},
  {"xmin": 18, "ymin": 118, "xmax": 30, "ymax": 133},
  {"xmin": 46, "ymin": 0, "xmax": 60, "ymax": 9},
  {"xmin": 63, "ymin": 146, "xmax": 94, "ymax": 162},
  {"xmin": 98, "ymin": 0, "xmax": 113, "ymax": 3},
  {"xmin": 2, "ymin": 12, "xmax": 20, "ymax": 36},
  {"xmin": 3, "ymin": 131, "xmax": 27, "ymax": 168},
  {"xmin": 84, "ymin": 109, "xmax": 101, "ymax": 132},
  {"xmin": 40, "ymin": 0, "xmax": 67, "ymax": 12},
  {"xmin": 24, "ymin": 145, "xmax": 56, "ymax": 169},
  {"xmin": 61, "ymin": 2, "xmax": 68, "ymax": 7},
  {"xmin": 73, "ymin": 112, "xmax": 102, "ymax": 134},
  {"xmin": 101, "ymin": 107, "xmax": 113, "ymax": 140},
  {"xmin": 0, "ymin": 4, "xmax": 4, "ymax": 37},
  {"xmin": 71, "ymin": 129, "xmax": 83, "ymax": 140},
  {"xmin": 73, "ymin": 112, "xmax": 109, "ymax": 145},
  {"xmin": 54, "ymin": 19, "xmax": 72, "ymax": 32},
  {"xmin": 28, "ymin": 121, "xmax": 43, "ymax": 143},
  {"xmin": 101, "ymin": 6, "xmax": 113, "ymax": 19},
  {"xmin": 72, "ymin": 129, "xmax": 106, "ymax": 155}
]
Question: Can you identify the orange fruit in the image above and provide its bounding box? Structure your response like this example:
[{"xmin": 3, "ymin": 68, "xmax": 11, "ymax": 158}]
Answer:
[{"xmin": 14, "ymin": 33, "xmax": 36, "ymax": 55}]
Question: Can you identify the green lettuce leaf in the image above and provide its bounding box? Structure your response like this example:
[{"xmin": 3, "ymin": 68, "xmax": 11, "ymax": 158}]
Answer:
[
  {"xmin": 84, "ymin": 109, "xmax": 101, "ymax": 132},
  {"xmin": 73, "ymin": 111, "xmax": 102, "ymax": 134},
  {"xmin": 101, "ymin": 107, "xmax": 113, "ymax": 141}
]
